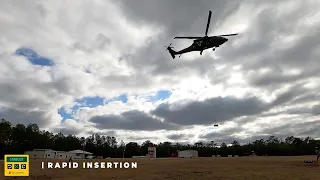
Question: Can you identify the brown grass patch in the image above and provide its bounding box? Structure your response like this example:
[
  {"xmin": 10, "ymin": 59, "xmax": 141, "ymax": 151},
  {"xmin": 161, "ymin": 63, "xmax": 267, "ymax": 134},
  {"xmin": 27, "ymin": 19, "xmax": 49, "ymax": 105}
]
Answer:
[{"xmin": 1, "ymin": 156, "xmax": 319, "ymax": 180}]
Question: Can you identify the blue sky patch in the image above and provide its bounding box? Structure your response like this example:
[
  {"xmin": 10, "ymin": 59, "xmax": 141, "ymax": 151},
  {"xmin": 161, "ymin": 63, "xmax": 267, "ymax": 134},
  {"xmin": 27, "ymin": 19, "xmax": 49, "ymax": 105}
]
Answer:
[
  {"xmin": 147, "ymin": 90, "xmax": 172, "ymax": 102},
  {"xmin": 58, "ymin": 91, "xmax": 170, "ymax": 122},
  {"xmin": 59, "ymin": 96, "xmax": 105, "ymax": 122},
  {"xmin": 105, "ymin": 94, "xmax": 128, "ymax": 104},
  {"xmin": 58, "ymin": 108, "xmax": 73, "ymax": 121},
  {"xmin": 15, "ymin": 47, "xmax": 55, "ymax": 66},
  {"xmin": 79, "ymin": 96, "xmax": 104, "ymax": 107}
]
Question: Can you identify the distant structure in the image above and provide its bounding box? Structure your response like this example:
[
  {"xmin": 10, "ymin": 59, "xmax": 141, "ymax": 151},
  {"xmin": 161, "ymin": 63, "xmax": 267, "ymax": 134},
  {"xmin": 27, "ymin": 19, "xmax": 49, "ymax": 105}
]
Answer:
[
  {"xmin": 55, "ymin": 151, "xmax": 69, "ymax": 159},
  {"xmin": 250, "ymin": 151, "xmax": 256, "ymax": 157},
  {"xmin": 67, "ymin": 149, "xmax": 93, "ymax": 159},
  {"xmin": 24, "ymin": 149, "xmax": 57, "ymax": 159},
  {"xmin": 147, "ymin": 146, "xmax": 157, "ymax": 158},
  {"xmin": 178, "ymin": 150, "xmax": 198, "ymax": 158},
  {"xmin": 24, "ymin": 149, "xmax": 93, "ymax": 159}
]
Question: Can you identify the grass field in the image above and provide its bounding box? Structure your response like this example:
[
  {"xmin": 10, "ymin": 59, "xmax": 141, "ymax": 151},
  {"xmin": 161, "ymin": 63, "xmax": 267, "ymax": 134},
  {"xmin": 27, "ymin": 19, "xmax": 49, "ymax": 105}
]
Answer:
[{"xmin": 1, "ymin": 156, "xmax": 320, "ymax": 180}]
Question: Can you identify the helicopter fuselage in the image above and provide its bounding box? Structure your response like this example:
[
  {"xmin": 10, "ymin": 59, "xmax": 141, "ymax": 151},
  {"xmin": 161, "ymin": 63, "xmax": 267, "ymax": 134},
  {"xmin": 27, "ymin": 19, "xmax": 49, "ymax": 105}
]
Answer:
[{"xmin": 175, "ymin": 36, "xmax": 228, "ymax": 54}]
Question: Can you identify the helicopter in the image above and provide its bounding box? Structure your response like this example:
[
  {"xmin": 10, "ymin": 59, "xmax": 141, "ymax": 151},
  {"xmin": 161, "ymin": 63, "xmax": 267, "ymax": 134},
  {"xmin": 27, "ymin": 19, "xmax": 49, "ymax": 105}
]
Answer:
[{"xmin": 166, "ymin": 10, "xmax": 238, "ymax": 59}]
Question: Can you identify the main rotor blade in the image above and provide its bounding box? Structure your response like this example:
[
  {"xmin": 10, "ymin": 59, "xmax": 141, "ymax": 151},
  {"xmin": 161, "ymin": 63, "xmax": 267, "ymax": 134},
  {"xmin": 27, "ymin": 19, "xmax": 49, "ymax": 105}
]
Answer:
[
  {"xmin": 174, "ymin": 37, "xmax": 202, "ymax": 39},
  {"xmin": 218, "ymin": 33, "xmax": 238, "ymax": 36},
  {"xmin": 205, "ymin": 11, "xmax": 212, "ymax": 36}
]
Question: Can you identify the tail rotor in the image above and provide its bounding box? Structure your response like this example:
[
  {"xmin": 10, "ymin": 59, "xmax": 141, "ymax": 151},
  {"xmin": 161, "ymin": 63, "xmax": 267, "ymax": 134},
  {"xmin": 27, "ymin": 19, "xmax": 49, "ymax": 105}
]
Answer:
[
  {"xmin": 165, "ymin": 43, "xmax": 177, "ymax": 59},
  {"xmin": 164, "ymin": 43, "xmax": 173, "ymax": 51}
]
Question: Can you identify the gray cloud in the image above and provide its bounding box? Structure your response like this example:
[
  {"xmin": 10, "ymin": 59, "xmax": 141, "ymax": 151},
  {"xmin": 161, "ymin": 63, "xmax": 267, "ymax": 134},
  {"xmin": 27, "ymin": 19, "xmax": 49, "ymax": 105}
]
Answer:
[
  {"xmin": 298, "ymin": 120, "xmax": 320, "ymax": 137},
  {"xmin": 286, "ymin": 108, "xmax": 312, "ymax": 115},
  {"xmin": 151, "ymin": 96, "xmax": 267, "ymax": 126},
  {"xmin": 117, "ymin": 0, "xmax": 242, "ymax": 37},
  {"xmin": 312, "ymin": 104, "xmax": 320, "ymax": 115},
  {"xmin": 83, "ymin": 83, "xmax": 308, "ymax": 132},
  {"xmin": 260, "ymin": 120, "xmax": 320, "ymax": 139},
  {"xmin": 0, "ymin": 108, "xmax": 50, "ymax": 128},
  {"xmin": 200, "ymin": 118, "xmax": 320, "ymax": 145},
  {"xmin": 167, "ymin": 133, "xmax": 193, "ymax": 141},
  {"xmin": 248, "ymin": 68, "xmax": 320, "ymax": 88},
  {"xmin": 220, "ymin": 2, "xmax": 320, "ymax": 66},
  {"xmin": 51, "ymin": 127, "xmax": 83, "ymax": 136},
  {"xmin": 71, "ymin": 33, "xmax": 111, "ymax": 53},
  {"xmin": 199, "ymin": 126, "xmax": 243, "ymax": 143},
  {"xmin": 268, "ymin": 83, "xmax": 307, "ymax": 108},
  {"xmin": 1, "ymin": 0, "xmax": 320, "ymax": 142},
  {"xmin": 116, "ymin": 0, "xmax": 242, "ymax": 76},
  {"xmin": 146, "ymin": 84, "xmax": 309, "ymax": 127},
  {"xmin": 130, "ymin": 136, "xmax": 160, "ymax": 141},
  {"xmin": 0, "ymin": 80, "xmax": 53, "ymax": 109},
  {"xmin": 220, "ymin": 3, "xmax": 320, "ymax": 89},
  {"xmin": 89, "ymin": 110, "xmax": 179, "ymax": 131},
  {"xmin": 290, "ymin": 93, "xmax": 320, "ymax": 105}
]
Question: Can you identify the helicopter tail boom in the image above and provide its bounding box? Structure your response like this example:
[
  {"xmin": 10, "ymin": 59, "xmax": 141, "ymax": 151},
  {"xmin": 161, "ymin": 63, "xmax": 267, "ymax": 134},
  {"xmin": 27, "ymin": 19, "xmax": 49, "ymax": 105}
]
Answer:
[{"xmin": 167, "ymin": 47, "xmax": 177, "ymax": 59}]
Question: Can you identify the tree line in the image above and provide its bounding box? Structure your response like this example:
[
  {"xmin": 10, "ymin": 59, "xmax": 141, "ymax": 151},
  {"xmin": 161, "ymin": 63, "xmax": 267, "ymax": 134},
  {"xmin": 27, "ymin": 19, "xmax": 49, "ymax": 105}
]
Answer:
[{"xmin": 1, "ymin": 119, "xmax": 319, "ymax": 159}]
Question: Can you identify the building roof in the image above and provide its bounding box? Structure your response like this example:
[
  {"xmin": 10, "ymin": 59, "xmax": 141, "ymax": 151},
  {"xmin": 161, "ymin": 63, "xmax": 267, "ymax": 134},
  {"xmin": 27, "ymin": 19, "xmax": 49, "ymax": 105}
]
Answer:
[{"xmin": 67, "ymin": 150, "xmax": 93, "ymax": 154}]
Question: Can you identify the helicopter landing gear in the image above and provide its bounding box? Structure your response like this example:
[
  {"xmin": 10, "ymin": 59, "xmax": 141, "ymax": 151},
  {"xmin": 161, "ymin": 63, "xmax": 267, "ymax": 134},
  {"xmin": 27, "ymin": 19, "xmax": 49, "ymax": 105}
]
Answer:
[
  {"xmin": 212, "ymin": 48, "xmax": 215, "ymax": 51},
  {"xmin": 200, "ymin": 50, "xmax": 203, "ymax": 55}
]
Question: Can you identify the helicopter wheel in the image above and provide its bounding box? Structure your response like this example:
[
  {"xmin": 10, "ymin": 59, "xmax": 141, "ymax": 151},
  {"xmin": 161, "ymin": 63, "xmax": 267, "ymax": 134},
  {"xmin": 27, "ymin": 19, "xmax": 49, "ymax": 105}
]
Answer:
[{"xmin": 212, "ymin": 48, "xmax": 215, "ymax": 51}]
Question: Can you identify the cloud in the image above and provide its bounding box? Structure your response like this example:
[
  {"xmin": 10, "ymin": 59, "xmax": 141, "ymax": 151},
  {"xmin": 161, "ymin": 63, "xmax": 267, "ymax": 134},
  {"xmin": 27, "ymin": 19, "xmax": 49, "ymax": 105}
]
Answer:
[
  {"xmin": 151, "ymin": 96, "xmax": 267, "ymax": 126},
  {"xmin": 89, "ymin": 110, "xmax": 179, "ymax": 131},
  {"xmin": 1, "ymin": 0, "xmax": 320, "ymax": 144},
  {"xmin": 312, "ymin": 104, "xmax": 320, "ymax": 115},
  {"xmin": 167, "ymin": 133, "xmax": 193, "ymax": 141},
  {"xmin": 0, "ymin": 107, "xmax": 53, "ymax": 128},
  {"xmin": 59, "ymin": 96, "xmax": 105, "ymax": 121}
]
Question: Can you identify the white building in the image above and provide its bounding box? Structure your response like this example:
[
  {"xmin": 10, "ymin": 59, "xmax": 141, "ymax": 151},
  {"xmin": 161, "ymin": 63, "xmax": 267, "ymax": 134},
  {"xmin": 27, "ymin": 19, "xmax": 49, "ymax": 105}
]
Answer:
[
  {"xmin": 55, "ymin": 151, "xmax": 69, "ymax": 159},
  {"xmin": 178, "ymin": 150, "xmax": 198, "ymax": 158},
  {"xmin": 25, "ymin": 149, "xmax": 94, "ymax": 159},
  {"xmin": 67, "ymin": 150, "xmax": 93, "ymax": 159},
  {"xmin": 25, "ymin": 149, "xmax": 57, "ymax": 159}
]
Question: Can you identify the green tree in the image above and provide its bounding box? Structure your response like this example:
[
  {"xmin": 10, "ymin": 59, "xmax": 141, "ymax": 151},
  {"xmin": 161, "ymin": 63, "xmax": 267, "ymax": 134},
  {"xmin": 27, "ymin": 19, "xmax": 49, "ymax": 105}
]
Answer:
[{"xmin": 2, "ymin": 119, "xmax": 320, "ymax": 159}]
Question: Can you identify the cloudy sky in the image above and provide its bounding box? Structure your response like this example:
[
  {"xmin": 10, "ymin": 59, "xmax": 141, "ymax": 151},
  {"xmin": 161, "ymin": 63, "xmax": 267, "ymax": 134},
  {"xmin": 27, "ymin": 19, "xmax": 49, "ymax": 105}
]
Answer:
[{"xmin": 1, "ymin": 0, "xmax": 320, "ymax": 145}]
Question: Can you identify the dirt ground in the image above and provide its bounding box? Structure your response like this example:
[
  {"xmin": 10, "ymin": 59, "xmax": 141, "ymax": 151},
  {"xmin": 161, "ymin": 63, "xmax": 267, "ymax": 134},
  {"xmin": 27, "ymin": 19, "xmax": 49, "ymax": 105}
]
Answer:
[{"xmin": 1, "ymin": 156, "xmax": 320, "ymax": 180}]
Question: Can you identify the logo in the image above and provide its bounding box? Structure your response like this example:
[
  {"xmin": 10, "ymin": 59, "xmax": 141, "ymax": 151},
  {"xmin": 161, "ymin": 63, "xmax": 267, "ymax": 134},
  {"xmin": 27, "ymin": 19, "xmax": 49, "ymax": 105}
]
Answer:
[{"xmin": 4, "ymin": 154, "xmax": 29, "ymax": 176}]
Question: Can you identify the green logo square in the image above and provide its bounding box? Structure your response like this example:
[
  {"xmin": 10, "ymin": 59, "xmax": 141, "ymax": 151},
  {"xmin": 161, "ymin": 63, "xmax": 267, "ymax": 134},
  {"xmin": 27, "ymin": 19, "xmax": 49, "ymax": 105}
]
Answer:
[{"xmin": 14, "ymin": 164, "xmax": 19, "ymax": 169}]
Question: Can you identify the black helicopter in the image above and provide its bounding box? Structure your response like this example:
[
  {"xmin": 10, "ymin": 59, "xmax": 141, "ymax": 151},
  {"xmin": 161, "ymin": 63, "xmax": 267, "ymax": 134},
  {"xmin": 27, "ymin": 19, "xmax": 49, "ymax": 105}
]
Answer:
[{"xmin": 166, "ymin": 10, "xmax": 238, "ymax": 59}]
